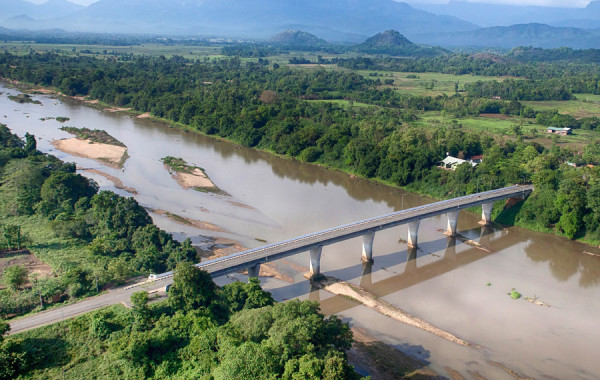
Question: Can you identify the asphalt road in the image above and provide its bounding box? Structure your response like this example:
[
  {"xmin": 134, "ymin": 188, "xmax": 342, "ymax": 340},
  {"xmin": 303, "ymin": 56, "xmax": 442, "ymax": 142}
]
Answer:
[{"xmin": 8, "ymin": 277, "xmax": 171, "ymax": 334}]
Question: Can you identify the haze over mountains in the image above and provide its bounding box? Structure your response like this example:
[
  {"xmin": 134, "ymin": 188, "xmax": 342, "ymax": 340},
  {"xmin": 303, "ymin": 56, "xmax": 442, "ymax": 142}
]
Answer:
[{"xmin": 1, "ymin": 0, "xmax": 600, "ymax": 49}]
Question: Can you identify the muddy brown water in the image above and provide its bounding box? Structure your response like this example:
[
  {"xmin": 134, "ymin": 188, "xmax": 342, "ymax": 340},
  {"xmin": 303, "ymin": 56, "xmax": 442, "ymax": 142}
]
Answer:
[{"xmin": 2, "ymin": 84, "xmax": 599, "ymax": 379}]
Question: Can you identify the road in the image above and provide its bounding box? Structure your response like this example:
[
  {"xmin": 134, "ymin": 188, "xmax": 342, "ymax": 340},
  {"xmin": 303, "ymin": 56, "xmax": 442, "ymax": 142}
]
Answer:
[{"xmin": 8, "ymin": 277, "xmax": 171, "ymax": 334}]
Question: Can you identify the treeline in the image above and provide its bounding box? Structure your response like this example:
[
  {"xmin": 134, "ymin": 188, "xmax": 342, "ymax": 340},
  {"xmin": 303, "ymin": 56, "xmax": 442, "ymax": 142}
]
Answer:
[
  {"xmin": 2, "ymin": 53, "xmax": 600, "ymax": 242},
  {"xmin": 0, "ymin": 262, "xmax": 364, "ymax": 379},
  {"xmin": 336, "ymin": 54, "xmax": 600, "ymax": 84},
  {"xmin": 0, "ymin": 125, "xmax": 195, "ymax": 317},
  {"xmin": 507, "ymin": 46, "xmax": 600, "ymax": 64},
  {"xmin": 464, "ymin": 79, "xmax": 573, "ymax": 101}
]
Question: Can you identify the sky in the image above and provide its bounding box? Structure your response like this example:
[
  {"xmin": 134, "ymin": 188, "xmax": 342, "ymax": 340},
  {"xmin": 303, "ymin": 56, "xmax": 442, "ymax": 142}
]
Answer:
[
  {"xmin": 406, "ymin": 0, "xmax": 591, "ymax": 5},
  {"xmin": 23, "ymin": 0, "xmax": 593, "ymax": 7}
]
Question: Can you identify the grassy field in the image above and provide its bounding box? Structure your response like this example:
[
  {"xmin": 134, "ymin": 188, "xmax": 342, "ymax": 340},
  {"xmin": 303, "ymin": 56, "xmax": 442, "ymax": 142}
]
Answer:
[
  {"xmin": 523, "ymin": 96, "xmax": 600, "ymax": 119},
  {"xmin": 352, "ymin": 71, "xmax": 515, "ymax": 97},
  {"xmin": 416, "ymin": 110, "xmax": 600, "ymax": 150},
  {"xmin": 0, "ymin": 42, "xmax": 225, "ymax": 59},
  {"xmin": 305, "ymin": 99, "xmax": 374, "ymax": 108}
]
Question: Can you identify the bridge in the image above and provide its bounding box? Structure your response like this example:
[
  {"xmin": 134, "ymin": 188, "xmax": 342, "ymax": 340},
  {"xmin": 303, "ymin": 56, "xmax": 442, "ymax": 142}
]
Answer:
[
  {"xmin": 150, "ymin": 184, "xmax": 533, "ymax": 280},
  {"xmin": 8, "ymin": 185, "xmax": 533, "ymax": 334}
]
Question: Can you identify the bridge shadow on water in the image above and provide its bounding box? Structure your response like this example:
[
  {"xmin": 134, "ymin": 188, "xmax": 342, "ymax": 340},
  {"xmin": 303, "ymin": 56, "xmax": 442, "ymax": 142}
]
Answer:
[{"xmin": 271, "ymin": 224, "xmax": 527, "ymax": 316}]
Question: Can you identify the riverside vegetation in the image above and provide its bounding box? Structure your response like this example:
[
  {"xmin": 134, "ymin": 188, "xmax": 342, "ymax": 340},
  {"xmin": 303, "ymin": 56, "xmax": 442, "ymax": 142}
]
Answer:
[
  {"xmin": 0, "ymin": 125, "xmax": 196, "ymax": 318},
  {"xmin": 0, "ymin": 127, "xmax": 364, "ymax": 379},
  {"xmin": 2, "ymin": 49, "xmax": 600, "ymax": 243},
  {"xmin": 0, "ymin": 262, "xmax": 362, "ymax": 379}
]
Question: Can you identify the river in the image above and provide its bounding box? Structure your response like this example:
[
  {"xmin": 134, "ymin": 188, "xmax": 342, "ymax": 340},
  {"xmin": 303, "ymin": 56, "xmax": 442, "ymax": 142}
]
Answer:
[{"xmin": 1, "ymin": 83, "xmax": 599, "ymax": 379}]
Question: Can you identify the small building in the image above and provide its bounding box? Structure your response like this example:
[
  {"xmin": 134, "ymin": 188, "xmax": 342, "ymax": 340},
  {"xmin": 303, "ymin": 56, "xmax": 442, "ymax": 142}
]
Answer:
[
  {"xmin": 547, "ymin": 127, "xmax": 572, "ymax": 136},
  {"xmin": 439, "ymin": 156, "xmax": 478, "ymax": 171},
  {"xmin": 468, "ymin": 155, "xmax": 483, "ymax": 164}
]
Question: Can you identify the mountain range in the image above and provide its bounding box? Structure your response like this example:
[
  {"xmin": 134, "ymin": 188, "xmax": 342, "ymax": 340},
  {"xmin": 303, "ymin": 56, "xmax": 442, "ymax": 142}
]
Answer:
[
  {"xmin": 2, "ymin": 0, "xmax": 600, "ymax": 49},
  {"xmin": 1, "ymin": 0, "xmax": 477, "ymax": 40},
  {"xmin": 410, "ymin": 0, "xmax": 600, "ymax": 29}
]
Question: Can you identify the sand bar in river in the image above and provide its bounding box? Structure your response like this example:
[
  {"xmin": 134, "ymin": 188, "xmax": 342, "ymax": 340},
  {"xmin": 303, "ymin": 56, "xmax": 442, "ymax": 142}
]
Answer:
[{"xmin": 52, "ymin": 137, "xmax": 128, "ymax": 168}]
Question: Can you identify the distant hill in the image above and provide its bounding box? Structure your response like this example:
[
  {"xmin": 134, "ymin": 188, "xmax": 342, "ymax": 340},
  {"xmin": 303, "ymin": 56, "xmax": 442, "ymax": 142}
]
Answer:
[
  {"xmin": 410, "ymin": 0, "xmax": 599, "ymax": 28},
  {"xmin": 0, "ymin": 0, "xmax": 83, "ymax": 22},
  {"xmin": 270, "ymin": 31, "xmax": 328, "ymax": 47},
  {"xmin": 356, "ymin": 30, "xmax": 447, "ymax": 57},
  {"xmin": 1, "ymin": 0, "xmax": 477, "ymax": 42},
  {"xmin": 413, "ymin": 23, "xmax": 600, "ymax": 50}
]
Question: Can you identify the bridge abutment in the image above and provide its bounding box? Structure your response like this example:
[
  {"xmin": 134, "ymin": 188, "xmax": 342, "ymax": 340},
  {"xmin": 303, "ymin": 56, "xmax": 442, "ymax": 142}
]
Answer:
[
  {"xmin": 480, "ymin": 202, "xmax": 494, "ymax": 225},
  {"xmin": 361, "ymin": 231, "xmax": 375, "ymax": 262},
  {"xmin": 446, "ymin": 210, "xmax": 460, "ymax": 236},
  {"xmin": 247, "ymin": 264, "xmax": 260, "ymax": 280},
  {"xmin": 309, "ymin": 246, "xmax": 323, "ymax": 278},
  {"xmin": 407, "ymin": 220, "xmax": 420, "ymax": 248}
]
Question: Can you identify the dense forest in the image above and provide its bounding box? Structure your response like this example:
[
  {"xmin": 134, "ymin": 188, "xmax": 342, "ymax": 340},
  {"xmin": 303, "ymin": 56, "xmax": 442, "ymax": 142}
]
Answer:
[
  {"xmin": 0, "ymin": 125, "xmax": 196, "ymax": 317},
  {"xmin": 0, "ymin": 262, "xmax": 362, "ymax": 379},
  {"xmin": 1, "ymin": 51, "xmax": 600, "ymax": 246}
]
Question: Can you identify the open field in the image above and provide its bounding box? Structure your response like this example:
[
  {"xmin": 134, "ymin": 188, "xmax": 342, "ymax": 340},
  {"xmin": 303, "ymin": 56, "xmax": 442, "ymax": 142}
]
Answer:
[
  {"xmin": 417, "ymin": 111, "xmax": 600, "ymax": 150},
  {"xmin": 523, "ymin": 95, "xmax": 600, "ymax": 119},
  {"xmin": 0, "ymin": 42, "xmax": 225, "ymax": 59},
  {"xmin": 355, "ymin": 70, "xmax": 517, "ymax": 97},
  {"xmin": 305, "ymin": 99, "xmax": 374, "ymax": 108}
]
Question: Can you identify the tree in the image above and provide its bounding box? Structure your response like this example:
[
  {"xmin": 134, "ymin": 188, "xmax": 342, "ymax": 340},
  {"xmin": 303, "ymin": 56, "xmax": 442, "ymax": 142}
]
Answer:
[
  {"xmin": 0, "ymin": 320, "xmax": 8, "ymax": 342},
  {"xmin": 168, "ymin": 261, "xmax": 217, "ymax": 313},
  {"xmin": 220, "ymin": 279, "xmax": 274, "ymax": 315},
  {"xmin": 23, "ymin": 132, "xmax": 36, "ymax": 155},
  {"xmin": 131, "ymin": 291, "xmax": 151, "ymax": 331},
  {"xmin": 2, "ymin": 266, "xmax": 27, "ymax": 291},
  {"xmin": 0, "ymin": 224, "xmax": 22, "ymax": 251}
]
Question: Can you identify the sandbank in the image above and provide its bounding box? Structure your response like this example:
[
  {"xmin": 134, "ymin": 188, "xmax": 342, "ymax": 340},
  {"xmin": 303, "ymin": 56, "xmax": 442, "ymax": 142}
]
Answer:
[
  {"xmin": 168, "ymin": 166, "xmax": 216, "ymax": 190},
  {"xmin": 52, "ymin": 137, "xmax": 128, "ymax": 168},
  {"xmin": 81, "ymin": 168, "xmax": 138, "ymax": 194}
]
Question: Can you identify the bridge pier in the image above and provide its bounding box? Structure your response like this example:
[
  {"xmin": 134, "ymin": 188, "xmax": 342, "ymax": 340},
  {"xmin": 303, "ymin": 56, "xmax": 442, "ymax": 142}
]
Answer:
[
  {"xmin": 480, "ymin": 202, "xmax": 494, "ymax": 225},
  {"xmin": 407, "ymin": 220, "xmax": 420, "ymax": 248},
  {"xmin": 247, "ymin": 264, "xmax": 260, "ymax": 280},
  {"xmin": 361, "ymin": 231, "xmax": 375, "ymax": 262},
  {"xmin": 309, "ymin": 246, "xmax": 323, "ymax": 278},
  {"xmin": 446, "ymin": 210, "xmax": 460, "ymax": 236}
]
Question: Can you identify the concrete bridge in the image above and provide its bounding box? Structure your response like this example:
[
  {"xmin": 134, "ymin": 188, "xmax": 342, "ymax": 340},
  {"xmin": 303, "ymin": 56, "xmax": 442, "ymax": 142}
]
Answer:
[{"xmin": 149, "ymin": 185, "xmax": 533, "ymax": 281}]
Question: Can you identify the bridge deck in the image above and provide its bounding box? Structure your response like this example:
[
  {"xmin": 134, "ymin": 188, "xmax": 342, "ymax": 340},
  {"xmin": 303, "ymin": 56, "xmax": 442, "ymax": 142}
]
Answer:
[{"xmin": 152, "ymin": 185, "xmax": 533, "ymax": 279}]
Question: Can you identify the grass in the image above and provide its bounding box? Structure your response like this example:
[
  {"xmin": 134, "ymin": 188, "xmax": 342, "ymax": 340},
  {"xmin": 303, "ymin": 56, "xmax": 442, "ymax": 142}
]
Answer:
[
  {"xmin": 161, "ymin": 156, "xmax": 203, "ymax": 174},
  {"xmin": 509, "ymin": 288, "xmax": 522, "ymax": 300},
  {"xmin": 60, "ymin": 126, "xmax": 126, "ymax": 147},
  {"xmin": 523, "ymin": 96, "xmax": 600, "ymax": 119},
  {"xmin": 305, "ymin": 99, "xmax": 374, "ymax": 109},
  {"xmin": 354, "ymin": 71, "xmax": 518, "ymax": 97},
  {"xmin": 8, "ymin": 94, "xmax": 41, "ymax": 104},
  {"xmin": 0, "ymin": 42, "xmax": 224, "ymax": 60},
  {"xmin": 416, "ymin": 111, "xmax": 600, "ymax": 150}
]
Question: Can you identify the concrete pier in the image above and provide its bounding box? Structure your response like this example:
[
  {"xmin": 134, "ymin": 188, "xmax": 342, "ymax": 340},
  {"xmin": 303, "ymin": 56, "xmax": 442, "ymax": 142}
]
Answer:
[
  {"xmin": 446, "ymin": 210, "xmax": 460, "ymax": 236},
  {"xmin": 361, "ymin": 231, "xmax": 375, "ymax": 262},
  {"xmin": 407, "ymin": 220, "xmax": 420, "ymax": 248},
  {"xmin": 247, "ymin": 264, "xmax": 260, "ymax": 280},
  {"xmin": 309, "ymin": 246, "xmax": 323, "ymax": 278},
  {"xmin": 481, "ymin": 202, "xmax": 494, "ymax": 225}
]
